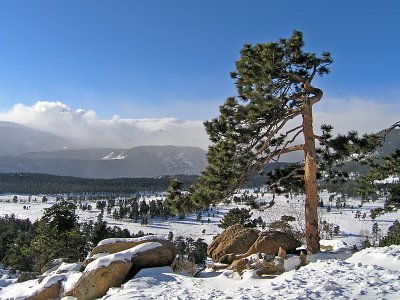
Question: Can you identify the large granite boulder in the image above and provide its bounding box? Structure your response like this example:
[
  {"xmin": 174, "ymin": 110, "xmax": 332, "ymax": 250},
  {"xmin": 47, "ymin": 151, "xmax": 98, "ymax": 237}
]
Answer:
[
  {"xmin": 73, "ymin": 241, "xmax": 177, "ymax": 300},
  {"xmin": 129, "ymin": 242, "xmax": 178, "ymax": 276},
  {"xmin": 208, "ymin": 224, "xmax": 260, "ymax": 263},
  {"xmin": 83, "ymin": 235, "xmax": 174, "ymax": 267},
  {"xmin": 73, "ymin": 260, "xmax": 132, "ymax": 300},
  {"xmin": 89, "ymin": 235, "xmax": 170, "ymax": 257},
  {"xmin": 239, "ymin": 231, "xmax": 302, "ymax": 259}
]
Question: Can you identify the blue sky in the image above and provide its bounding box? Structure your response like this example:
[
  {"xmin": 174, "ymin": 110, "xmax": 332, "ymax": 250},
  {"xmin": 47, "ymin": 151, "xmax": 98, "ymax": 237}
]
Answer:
[
  {"xmin": 0, "ymin": 0, "xmax": 399, "ymax": 121},
  {"xmin": 0, "ymin": 0, "xmax": 399, "ymax": 151}
]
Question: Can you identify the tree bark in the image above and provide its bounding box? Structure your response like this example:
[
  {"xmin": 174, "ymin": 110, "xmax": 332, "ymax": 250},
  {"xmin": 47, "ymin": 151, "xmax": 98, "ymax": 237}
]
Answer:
[{"xmin": 302, "ymin": 99, "xmax": 320, "ymax": 254}]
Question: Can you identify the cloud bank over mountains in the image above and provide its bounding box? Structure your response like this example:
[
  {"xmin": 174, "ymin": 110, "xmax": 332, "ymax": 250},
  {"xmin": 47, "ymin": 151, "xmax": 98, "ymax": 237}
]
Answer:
[
  {"xmin": 0, "ymin": 98, "xmax": 398, "ymax": 151},
  {"xmin": 314, "ymin": 97, "xmax": 400, "ymax": 136},
  {"xmin": 0, "ymin": 101, "xmax": 210, "ymax": 150}
]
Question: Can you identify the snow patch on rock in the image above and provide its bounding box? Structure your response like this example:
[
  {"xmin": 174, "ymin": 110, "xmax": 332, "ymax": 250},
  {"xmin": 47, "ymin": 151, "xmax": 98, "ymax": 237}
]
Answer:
[{"xmin": 85, "ymin": 242, "xmax": 163, "ymax": 273}]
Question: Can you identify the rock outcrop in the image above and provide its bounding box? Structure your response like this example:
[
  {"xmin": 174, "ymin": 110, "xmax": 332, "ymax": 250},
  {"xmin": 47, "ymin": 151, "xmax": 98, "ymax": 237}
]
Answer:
[
  {"xmin": 0, "ymin": 237, "xmax": 177, "ymax": 300},
  {"xmin": 73, "ymin": 260, "xmax": 133, "ymax": 300},
  {"xmin": 87, "ymin": 235, "xmax": 168, "ymax": 254},
  {"xmin": 208, "ymin": 225, "xmax": 301, "ymax": 265},
  {"xmin": 236, "ymin": 231, "xmax": 301, "ymax": 260},
  {"xmin": 83, "ymin": 235, "xmax": 174, "ymax": 267},
  {"xmin": 227, "ymin": 247, "xmax": 287, "ymax": 276},
  {"xmin": 208, "ymin": 224, "xmax": 260, "ymax": 263},
  {"xmin": 73, "ymin": 241, "xmax": 177, "ymax": 300}
]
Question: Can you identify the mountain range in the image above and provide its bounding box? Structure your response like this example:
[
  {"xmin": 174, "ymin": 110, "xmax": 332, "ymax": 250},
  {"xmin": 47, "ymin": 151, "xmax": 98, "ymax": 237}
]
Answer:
[
  {"xmin": 0, "ymin": 121, "xmax": 399, "ymax": 179},
  {"xmin": 0, "ymin": 121, "xmax": 207, "ymax": 178}
]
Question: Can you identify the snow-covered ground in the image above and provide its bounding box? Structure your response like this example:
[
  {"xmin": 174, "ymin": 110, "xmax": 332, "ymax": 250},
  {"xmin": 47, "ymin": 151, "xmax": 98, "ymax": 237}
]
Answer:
[
  {"xmin": 1, "ymin": 190, "xmax": 400, "ymax": 299},
  {"xmin": 102, "ymin": 245, "xmax": 400, "ymax": 300},
  {"xmin": 1, "ymin": 191, "xmax": 398, "ymax": 246},
  {"xmin": 1, "ymin": 242, "xmax": 400, "ymax": 299}
]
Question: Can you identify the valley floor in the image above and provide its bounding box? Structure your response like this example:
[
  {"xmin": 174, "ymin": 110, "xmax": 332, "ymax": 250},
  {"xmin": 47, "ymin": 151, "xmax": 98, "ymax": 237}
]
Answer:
[{"xmin": 1, "ymin": 191, "xmax": 400, "ymax": 299}]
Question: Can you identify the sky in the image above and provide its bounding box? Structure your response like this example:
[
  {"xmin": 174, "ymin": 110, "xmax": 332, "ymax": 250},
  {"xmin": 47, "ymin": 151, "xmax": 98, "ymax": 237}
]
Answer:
[{"xmin": 0, "ymin": 0, "xmax": 399, "ymax": 149}]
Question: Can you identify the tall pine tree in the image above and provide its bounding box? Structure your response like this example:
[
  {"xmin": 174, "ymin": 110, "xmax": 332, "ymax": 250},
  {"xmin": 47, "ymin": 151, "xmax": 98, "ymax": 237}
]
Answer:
[{"xmin": 191, "ymin": 31, "xmax": 333, "ymax": 254}]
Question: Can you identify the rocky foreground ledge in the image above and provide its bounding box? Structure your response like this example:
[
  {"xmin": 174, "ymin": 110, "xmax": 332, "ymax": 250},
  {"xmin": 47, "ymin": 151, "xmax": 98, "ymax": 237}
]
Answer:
[{"xmin": 0, "ymin": 236, "xmax": 176, "ymax": 300}]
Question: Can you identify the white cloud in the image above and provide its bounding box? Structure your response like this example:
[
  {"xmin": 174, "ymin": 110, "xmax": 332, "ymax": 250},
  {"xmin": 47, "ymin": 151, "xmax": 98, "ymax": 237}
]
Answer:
[
  {"xmin": 314, "ymin": 97, "xmax": 400, "ymax": 135},
  {"xmin": 0, "ymin": 98, "xmax": 397, "ymax": 152},
  {"xmin": 0, "ymin": 101, "xmax": 210, "ymax": 150}
]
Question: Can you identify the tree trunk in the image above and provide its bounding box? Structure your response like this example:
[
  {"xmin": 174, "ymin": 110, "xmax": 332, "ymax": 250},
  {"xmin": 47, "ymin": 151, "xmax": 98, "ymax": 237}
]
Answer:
[{"xmin": 302, "ymin": 99, "xmax": 320, "ymax": 254}]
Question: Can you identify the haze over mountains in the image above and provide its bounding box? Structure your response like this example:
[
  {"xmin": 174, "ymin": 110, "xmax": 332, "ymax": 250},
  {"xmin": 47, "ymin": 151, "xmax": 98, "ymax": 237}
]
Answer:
[
  {"xmin": 1, "ymin": 121, "xmax": 399, "ymax": 179},
  {"xmin": 0, "ymin": 121, "xmax": 74, "ymax": 155},
  {"xmin": 0, "ymin": 121, "xmax": 207, "ymax": 178}
]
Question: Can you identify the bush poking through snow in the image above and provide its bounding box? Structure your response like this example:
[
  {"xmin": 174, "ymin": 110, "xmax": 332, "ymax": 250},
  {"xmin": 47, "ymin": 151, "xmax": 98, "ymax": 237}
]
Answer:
[{"xmin": 171, "ymin": 258, "xmax": 198, "ymax": 277}]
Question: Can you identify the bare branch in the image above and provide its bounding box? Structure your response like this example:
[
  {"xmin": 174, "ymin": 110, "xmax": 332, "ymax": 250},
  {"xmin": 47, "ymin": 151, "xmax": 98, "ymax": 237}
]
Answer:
[{"xmin": 268, "ymin": 167, "xmax": 303, "ymax": 190}]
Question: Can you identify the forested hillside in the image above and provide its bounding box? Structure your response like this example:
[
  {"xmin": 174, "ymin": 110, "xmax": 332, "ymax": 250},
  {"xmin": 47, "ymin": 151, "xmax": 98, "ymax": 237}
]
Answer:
[{"xmin": 0, "ymin": 173, "xmax": 198, "ymax": 194}]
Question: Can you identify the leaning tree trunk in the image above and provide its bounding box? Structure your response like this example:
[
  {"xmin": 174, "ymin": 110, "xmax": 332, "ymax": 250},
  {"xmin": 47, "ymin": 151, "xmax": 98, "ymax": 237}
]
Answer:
[{"xmin": 302, "ymin": 99, "xmax": 320, "ymax": 254}]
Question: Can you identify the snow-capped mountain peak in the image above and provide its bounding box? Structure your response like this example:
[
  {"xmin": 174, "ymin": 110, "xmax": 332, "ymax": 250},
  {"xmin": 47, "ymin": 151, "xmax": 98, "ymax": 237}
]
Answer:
[{"xmin": 101, "ymin": 152, "xmax": 128, "ymax": 160}]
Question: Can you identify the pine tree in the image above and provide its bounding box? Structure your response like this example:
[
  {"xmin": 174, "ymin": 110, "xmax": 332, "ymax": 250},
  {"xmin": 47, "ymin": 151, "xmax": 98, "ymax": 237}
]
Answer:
[
  {"xmin": 358, "ymin": 145, "xmax": 400, "ymax": 217},
  {"xmin": 130, "ymin": 199, "xmax": 139, "ymax": 222},
  {"xmin": 372, "ymin": 222, "xmax": 381, "ymax": 245},
  {"xmin": 190, "ymin": 31, "xmax": 332, "ymax": 253},
  {"xmin": 149, "ymin": 200, "xmax": 157, "ymax": 218},
  {"xmin": 27, "ymin": 201, "xmax": 85, "ymax": 271},
  {"xmin": 165, "ymin": 179, "xmax": 193, "ymax": 219},
  {"xmin": 218, "ymin": 208, "xmax": 252, "ymax": 229},
  {"xmin": 380, "ymin": 220, "xmax": 400, "ymax": 246}
]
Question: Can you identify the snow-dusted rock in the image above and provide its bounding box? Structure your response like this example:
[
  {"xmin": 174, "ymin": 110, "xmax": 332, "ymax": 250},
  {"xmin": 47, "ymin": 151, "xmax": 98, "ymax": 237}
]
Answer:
[
  {"xmin": 73, "ymin": 260, "xmax": 133, "ymax": 300},
  {"xmin": 27, "ymin": 274, "xmax": 64, "ymax": 300},
  {"xmin": 0, "ymin": 274, "xmax": 65, "ymax": 300},
  {"xmin": 88, "ymin": 235, "xmax": 169, "ymax": 257},
  {"xmin": 73, "ymin": 241, "xmax": 177, "ymax": 300}
]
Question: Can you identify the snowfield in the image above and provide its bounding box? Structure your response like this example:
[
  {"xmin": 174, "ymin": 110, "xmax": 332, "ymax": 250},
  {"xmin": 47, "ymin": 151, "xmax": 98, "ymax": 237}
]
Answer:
[
  {"xmin": 0, "ymin": 190, "xmax": 400, "ymax": 299},
  {"xmin": 96, "ymin": 245, "xmax": 400, "ymax": 300},
  {"xmin": 1, "ymin": 191, "xmax": 399, "ymax": 247},
  {"xmin": 1, "ymin": 245, "xmax": 400, "ymax": 299}
]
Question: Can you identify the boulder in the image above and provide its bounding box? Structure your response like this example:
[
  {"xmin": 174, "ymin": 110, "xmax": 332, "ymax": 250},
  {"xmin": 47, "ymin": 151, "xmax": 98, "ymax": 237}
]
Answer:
[
  {"xmin": 27, "ymin": 282, "xmax": 62, "ymax": 300},
  {"xmin": 237, "ymin": 231, "xmax": 301, "ymax": 259},
  {"xmin": 227, "ymin": 252, "xmax": 286, "ymax": 276},
  {"xmin": 73, "ymin": 260, "xmax": 132, "ymax": 300},
  {"xmin": 89, "ymin": 235, "xmax": 170, "ymax": 257},
  {"xmin": 129, "ymin": 243, "xmax": 177, "ymax": 276},
  {"xmin": 27, "ymin": 274, "xmax": 66, "ymax": 300},
  {"xmin": 82, "ymin": 253, "xmax": 110, "ymax": 268},
  {"xmin": 73, "ymin": 241, "xmax": 177, "ymax": 300},
  {"xmin": 208, "ymin": 224, "xmax": 260, "ymax": 263},
  {"xmin": 255, "ymin": 262, "xmax": 284, "ymax": 277},
  {"xmin": 226, "ymin": 257, "xmax": 249, "ymax": 275}
]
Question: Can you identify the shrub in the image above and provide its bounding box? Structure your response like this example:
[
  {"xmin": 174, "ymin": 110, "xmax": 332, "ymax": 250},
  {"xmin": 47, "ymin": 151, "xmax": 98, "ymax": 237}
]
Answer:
[{"xmin": 171, "ymin": 258, "xmax": 197, "ymax": 276}]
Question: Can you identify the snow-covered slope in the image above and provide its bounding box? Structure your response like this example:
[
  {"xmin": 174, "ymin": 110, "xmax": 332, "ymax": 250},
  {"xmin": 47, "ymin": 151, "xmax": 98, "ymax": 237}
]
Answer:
[
  {"xmin": 1, "ymin": 245, "xmax": 399, "ymax": 299},
  {"xmin": 101, "ymin": 245, "xmax": 400, "ymax": 299}
]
